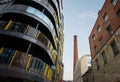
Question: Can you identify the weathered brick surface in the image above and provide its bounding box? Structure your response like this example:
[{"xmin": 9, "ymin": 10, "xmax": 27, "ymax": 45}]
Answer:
[
  {"xmin": 89, "ymin": 0, "xmax": 120, "ymax": 82},
  {"xmin": 89, "ymin": 0, "xmax": 120, "ymax": 58},
  {"xmin": 92, "ymin": 15, "xmax": 120, "ymax": 82}
]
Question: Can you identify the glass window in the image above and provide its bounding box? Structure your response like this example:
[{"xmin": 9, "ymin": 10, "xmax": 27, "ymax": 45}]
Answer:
[
  {"xmin": 87, "ymin": 57, "xmax": 91, "ymax": 67},
  {"xmin": 117, "ymin": 9, "xmax": 120, "ymax": 17},
  {"xmin": 34, "ymin": 59, "xmax": 38, "ymax": 69},
  {"xmin": 0, "ymin": 48, "xmax": 15, "ymax": 64},
  {"xmin": 27, "ymin": 7, "xmax": 36, "ymax": 13},
  {"xmin": 106, "ymin": 25, "xmax": 113, "ymax": 35},
  {"xmin": 9, "ymin": 22, "xmax": 25, "ymax": 32},
  {"xmin": 110, "ymin": 40, "xmax": 119, "ymax": 56},
  {"xmin": 101, "ymin": 51, "xmax": 107, "ymax": 64},
  {"xmin": 97, "ymin": 25, "xmax": 101, "ymax": 33},
  {"xmin": 95, "ymin": 59, "xmax": 99, "ymax": 70},
  {"xmin": 103, "ymin": 13, "xmax": 108, "ymax": 22},
  {"xmin": 99, "ymin": 37, "xmax": 104, "ymax": 46},
  {"xmin": 26, "ymin": 7, "xmax": 54, "ymax": 30},
  {"xmin": 92, "ymin": 35, "xmax": 96, "ymax": 41},
  {"xmin": 40, "ymin": 62, "xmax": 45, "ymax": 70},
  {"xmin": 94, "ymin": 46, "xmax": 98, "ymax": 54},
  {"xmin": 111, "ymin": 0, "xmax": 118, "ymax": 6},
  {"xmin": 29, "ymin": 58, "xmax": 33, "ymax": 68}
]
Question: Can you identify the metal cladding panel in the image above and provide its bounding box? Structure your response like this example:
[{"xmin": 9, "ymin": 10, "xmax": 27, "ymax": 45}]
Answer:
[
  {"xmin": 0, "ymin": 65, "xmax": 46, "ymax": 81},
  {"xmin": 0, "ymin": 30, "xmax": 54, "ymax": 65},
  {"xmin": 0, "ymin": 10, "xmax": 57, "ymax": 49}
]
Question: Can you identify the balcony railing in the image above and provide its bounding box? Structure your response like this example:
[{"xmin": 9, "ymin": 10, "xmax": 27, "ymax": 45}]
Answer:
[
  {"xmin": 0, "ymin": 20, "xmax": 53, "ymax": 48},
  {"xmin": 0, "ymin": 20, "xmax": 56, "ymax": 65},
  {"xmin": 0, "ymin": 48, "xmax": 48, "ymax": 81},
  {"xmin": 12, "ymin": 0, "xmax": 58, "ymax": 29}
]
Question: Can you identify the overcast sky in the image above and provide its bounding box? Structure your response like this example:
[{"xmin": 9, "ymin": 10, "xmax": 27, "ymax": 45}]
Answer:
[{"xmin": 62, "ymin": 0, "xmax": 105, "ymax": 80}]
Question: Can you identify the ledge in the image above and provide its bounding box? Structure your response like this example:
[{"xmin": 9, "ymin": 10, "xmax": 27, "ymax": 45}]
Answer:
[{"xmin": 0, "ymin": 30, "xmax": 54, "ymax": 65}]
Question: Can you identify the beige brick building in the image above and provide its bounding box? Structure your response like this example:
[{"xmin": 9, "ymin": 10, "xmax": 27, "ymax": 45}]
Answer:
[
  {"xmin": 89, "ymin": 0, "xmax": 120, "ymax": 82},
  {"xmin": 74, "ymin": 55, "xmax": 91, "ymax": 82}
]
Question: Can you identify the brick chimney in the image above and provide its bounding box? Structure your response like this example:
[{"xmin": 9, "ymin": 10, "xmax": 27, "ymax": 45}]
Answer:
[{"xmin": 73, "ymin": 35, "xmax": 78, "ymax": 72}]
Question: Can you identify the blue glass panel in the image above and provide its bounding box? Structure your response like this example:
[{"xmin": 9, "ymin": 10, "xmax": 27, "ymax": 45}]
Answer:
[{"xmin": 26, "ymin": 7, "xmax": 54, "ymax": 30}]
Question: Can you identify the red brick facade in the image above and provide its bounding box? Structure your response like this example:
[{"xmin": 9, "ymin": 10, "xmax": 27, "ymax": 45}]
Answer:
[
  {"xmin": 89, "ymin": 0, "xmax": 120, "ymax": 82},
  {"xmin": 73, "ymin": 35, "xmax": 78, "ymax": 72},
  {"xmin": 89, "ymin": 0, "xmax": 120, "ymax": 59}
]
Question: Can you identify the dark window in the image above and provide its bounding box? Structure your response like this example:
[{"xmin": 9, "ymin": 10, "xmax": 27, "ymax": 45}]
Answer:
[
  {"xmin": 92, "ymin": 35, "xmax": 96, "ymax": 41},
  {"xmin": 88, "ymin": 66, "xmax": 91, "ymax": 69},
  {"xmin": 110, "ymin": 40, "xmax": 119, "ymax": 56},
  {"xmin": 111, "ymin": 0, "xmax": 118, "ymax": 6},
  {"xmin": 103, "ymin": 13, "xmax": 108, "ymax": 22},
  {"xmin": 106, "ymin": 25, "xmax": 113, "ymax": 35},
  {"xmin": 117, "ymin": 9, "xmax": 120, "ymax": 17},
  {"xmin": 9, "ymin": 22, "xmax": 27, "ymax": 33},
  {"xmin": 34, "ymin": 59, "xmax": 38, "ymax": 69},
  {"xmin": 40, "ymin": 62, "xmax": 45, "ymax": 70},
  {"xmin": 9, "ymin": 22, "xmax": 20, "ymax": 31},
  {"xmin": 99, "ymin": 37, "xmax": 104, "ymax": 46},
  {"xmin": 94, "ymin": 46, "xmax": 98, "ymax": 54},
  {"xmin": 97, "ymin": 25, "xmax": 101, "ymax": 33},
  {"xmin": 0, "ymin": 48, "xmax": 15, "ymax": 64},
  {"xmin": 37, "ymin": 61, "xmax": 40, "ymax": 69},
  {"xmin": 102, "ymin": 51, "xmax": 107, "ymax": 64},
  {"xmin": 95, "ymin": 59, "xmax": 99, "ymax": 70},
  {"xmin": 0, "ymin": 21, "xmax": 9, "ymax": 30},
  {"xmin": 92, "ymin": 76, "xmax": 94, "ymax": 82},
  {"xmin": 29, "ymin": 58, "xmax": 33, "ymax": 68}
]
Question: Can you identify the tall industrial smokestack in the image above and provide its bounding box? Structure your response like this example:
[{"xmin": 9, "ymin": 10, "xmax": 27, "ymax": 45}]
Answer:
[{"xmin": 73, "ymin": 35, "xmax": 78, "ymax": 72}]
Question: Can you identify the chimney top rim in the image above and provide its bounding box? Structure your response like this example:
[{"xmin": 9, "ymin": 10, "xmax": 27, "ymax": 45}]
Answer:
[{"xmin": 74, "ymin": 35, "xmax": 77, "ymax": 37}]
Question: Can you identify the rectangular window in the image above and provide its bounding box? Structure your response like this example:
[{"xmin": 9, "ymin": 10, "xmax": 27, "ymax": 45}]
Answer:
[
  {"xmin": 106, "ymin": 25, "xmax": 113, "ymax": 35},
  {"xmin": 97, "ymin": 25, "xmax": 101, "ymax": 33},
  {"xmin": 92, "ymin": 76, "xmax": 94, "ymax": 82},
  {"xmin": 103, "ymin": 13, "xmax": 108, "ymax": 22},
  {"xmin": 9, "ymin": 22, "xmax": 27, "ymax": 33},
  {"xmin": 92, "ymin": 35, "xmax": 96, "ymax": 41},
  {"xmin": 37, "ymin": 61, "xmax": 40, "ymax": 69},
  {"xmin": 34, "ymin": 59, "xmax": 38, "ymax": 69},
  {"xmin": 29, "ymin": 58, "xmax": 33, "ymax": 68},
  {"xmin": 110, "ymin": 40, "xmax": 119, "ymax": 56},
  {"xmin": 40, "ymin": 62, "xmax": 45, "ymax": 70},
  {"xmin": 94, "ymin": 46, "xmax": 98, "ymax": 54},
  {"xmin": 0, "ymin": 48, "xmax": 15, "ymax": 64},
  {"xmin": 99, "ymin": 37, "xmax": 104, "ymax": 46},
  {"xmin": 111, "ymin": 0, "xmax": 118, "ymax": 6},
  {"xmin": 117, "ymin": 9, "xmax": 120, "ymax": 17},
  {"xmin": 95, "ymin": 59, "xmax": 99, "ymax": 70},
  {"xmin": 87, "ymin": 57, "xmax": 91, "ymax": 67},
  {"xmin": 102, "ymin": 51, "xmax": 107, "ymax": 64}
]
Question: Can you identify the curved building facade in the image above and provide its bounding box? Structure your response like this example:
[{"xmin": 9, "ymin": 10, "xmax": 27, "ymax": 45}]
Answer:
[{"xmin": 0, "ymin": 0, "xmax": 64, "ymax": 82}]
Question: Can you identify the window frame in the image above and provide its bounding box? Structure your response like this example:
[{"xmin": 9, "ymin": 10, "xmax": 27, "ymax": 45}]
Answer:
[
  {"xmin": 110, "ymin": 40, "xmax": 119, "ymax": 56},
  {"xmin": 103, "ymin": 13, "xmax": 108, "ymax": 22},
  {"xmin": 106, "ymin": 25, "xmax": 113, "ymax": 35},
  {"xmin": 97, "ymin": 25, "xmax": 101, "ymax": 33},
  {"xmin": 94, "ymin": 46, "xmax": 98, "ymax": 54},
  {"xmin": 111, "ymin": 0, "xmax": 118, "ymax": 6},
  {"xmin": 95, "ymin": 59, "xmax": 99, "ymax": 70},
  {"xmin": 101, "ymin": 51, "xmax": 107, "ymax": 64},
  {"xmin": 99, "ymin": 37, "xmax": 104, "ymax": 46},
  {"xmin": 92, "ymin": 35, "xmax": 96, "ymax": 41}
]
